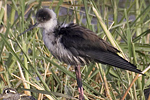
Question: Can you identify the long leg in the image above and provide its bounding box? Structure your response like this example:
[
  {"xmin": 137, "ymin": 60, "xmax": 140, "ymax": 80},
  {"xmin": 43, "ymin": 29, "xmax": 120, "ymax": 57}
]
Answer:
[{"xmin": 75, "ymin": 65, "xmax": 84, "ymax": 100}]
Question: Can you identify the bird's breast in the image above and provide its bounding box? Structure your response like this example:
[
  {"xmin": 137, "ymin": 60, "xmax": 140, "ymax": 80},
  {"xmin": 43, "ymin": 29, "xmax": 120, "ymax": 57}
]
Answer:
[
  {"xmin": 42, "ymin": 31, "xmax": 77, "ymax": 65},
  {"xmin": 42, "ymin": 31, "xmax": 88, "ymax": 65}
]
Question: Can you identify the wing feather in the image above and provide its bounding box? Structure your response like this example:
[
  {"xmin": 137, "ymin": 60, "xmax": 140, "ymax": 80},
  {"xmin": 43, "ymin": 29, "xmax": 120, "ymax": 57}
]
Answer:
[{"xmin": 56, "ymin": 23, "xmax": 142, "ymax": 74}]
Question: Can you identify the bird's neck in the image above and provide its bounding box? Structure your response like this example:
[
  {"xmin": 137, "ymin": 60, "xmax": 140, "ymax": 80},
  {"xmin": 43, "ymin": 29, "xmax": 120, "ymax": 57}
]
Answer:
[{"xmin": 44, "ymin": 19, "xmax": 57, "ymax": 33}]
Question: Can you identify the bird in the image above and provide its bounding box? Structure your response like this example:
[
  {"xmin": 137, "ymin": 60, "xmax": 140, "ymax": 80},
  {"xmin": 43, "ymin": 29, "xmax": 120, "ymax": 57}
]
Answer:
[
  {"xmin": 0, "ymin": 88, "xmax": 36, "ymax": 100},
  {"xmin": 20, "ymin": 8, "xmax": 143, "ymax": 100}
]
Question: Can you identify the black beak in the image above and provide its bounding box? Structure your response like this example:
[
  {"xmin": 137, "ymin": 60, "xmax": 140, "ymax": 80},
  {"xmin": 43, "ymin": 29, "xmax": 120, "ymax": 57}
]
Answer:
[{"xmin": 18, "ymin": 23, "xmax": 39, "ymax": 37}]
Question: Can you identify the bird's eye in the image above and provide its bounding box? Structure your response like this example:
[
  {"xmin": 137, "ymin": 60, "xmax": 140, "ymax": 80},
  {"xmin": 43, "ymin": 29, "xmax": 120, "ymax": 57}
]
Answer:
[{"xmin": 5, "ymin": 90, "xmax": 10, "ymax": 94}]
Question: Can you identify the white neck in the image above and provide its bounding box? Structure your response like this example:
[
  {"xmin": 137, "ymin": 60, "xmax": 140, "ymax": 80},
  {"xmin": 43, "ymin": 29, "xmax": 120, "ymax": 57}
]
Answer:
[{"xmin": 42, "ymin": 19, "xmax": 57, "ymax": 32}]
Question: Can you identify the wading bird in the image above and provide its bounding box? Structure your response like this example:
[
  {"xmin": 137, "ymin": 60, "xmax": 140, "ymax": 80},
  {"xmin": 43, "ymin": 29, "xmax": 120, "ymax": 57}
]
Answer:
[
  {"xmin": 20, "ymin": 8, "xmax": 143, "ymax": 100},
  {"xmin": 0, "ymin": 88, "xmax": 36, "ymax": 100}
]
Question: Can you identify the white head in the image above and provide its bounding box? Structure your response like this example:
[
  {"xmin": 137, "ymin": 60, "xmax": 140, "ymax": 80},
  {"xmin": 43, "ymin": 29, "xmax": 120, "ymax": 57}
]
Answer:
[{"xmin": 35, "ymin": 8, "xmax": 57, "ymax": 32}]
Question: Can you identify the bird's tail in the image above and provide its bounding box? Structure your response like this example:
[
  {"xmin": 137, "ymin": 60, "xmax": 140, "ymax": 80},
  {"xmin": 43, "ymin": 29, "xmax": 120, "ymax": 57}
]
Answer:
[{"xmin": 88, "ymin": 51, "xmax": 143, "ymax": 74}]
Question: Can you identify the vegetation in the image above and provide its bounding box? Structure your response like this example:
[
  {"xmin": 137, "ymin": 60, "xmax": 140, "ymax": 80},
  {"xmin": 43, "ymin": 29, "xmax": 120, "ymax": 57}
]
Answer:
[{"xmin": 0, "ymin": 0, "xmax": 150, "ymax": 100}]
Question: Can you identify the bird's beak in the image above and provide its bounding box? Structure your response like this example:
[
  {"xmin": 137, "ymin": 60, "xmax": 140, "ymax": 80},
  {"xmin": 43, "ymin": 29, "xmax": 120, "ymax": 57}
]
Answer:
[{"xmin": 18, "ymin": 23, "xmax": 39, "ymax": 37}]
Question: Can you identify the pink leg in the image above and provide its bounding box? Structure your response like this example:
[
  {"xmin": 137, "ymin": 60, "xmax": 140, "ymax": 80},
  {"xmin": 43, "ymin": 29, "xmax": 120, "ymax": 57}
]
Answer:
[{"xmin": 75, "ymin": 65, "xmax": 84, "ymax": 100}]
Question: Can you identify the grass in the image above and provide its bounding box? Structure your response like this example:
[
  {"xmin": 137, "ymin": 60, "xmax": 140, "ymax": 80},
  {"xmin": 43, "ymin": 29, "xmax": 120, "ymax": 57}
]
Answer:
[{"xmin": 0, "ymin": 0, "xmax": 150, "ymax": 100}]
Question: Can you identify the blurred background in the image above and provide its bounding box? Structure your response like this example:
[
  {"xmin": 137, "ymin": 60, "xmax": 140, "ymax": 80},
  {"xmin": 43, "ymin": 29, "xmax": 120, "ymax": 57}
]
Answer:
[{"xmin": 0, "ymin": 0, "xmax": 150, "ymax": 100}]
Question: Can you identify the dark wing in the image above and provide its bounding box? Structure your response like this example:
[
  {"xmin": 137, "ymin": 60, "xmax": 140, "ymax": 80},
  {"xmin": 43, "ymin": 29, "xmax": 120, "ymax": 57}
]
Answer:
[
  {"xmin": 58, "ymin": 23, "xmax": 119, "ymax": 53},
  {"xmin": 58, "ymin": 23, "xmax": 142, "ymax": 74}
]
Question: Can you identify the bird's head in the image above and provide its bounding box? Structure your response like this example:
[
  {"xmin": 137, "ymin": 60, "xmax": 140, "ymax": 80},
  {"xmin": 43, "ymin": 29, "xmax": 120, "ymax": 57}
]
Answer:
[
  {"xmin": 36, "ymin": 8, "xmax": 54, "ymax": 23},
  {"xmin": 0, "ymin": 88, "xmax": 18, "ymax": 99},
  {"xmin": 3, "ymin": 88, "xmax": 17, "ymax": 94},
  {"xmin": 19, "ymin": 8, "xmax": 57, "ymax": 36},
  {"xmin": 35, "ymin": 8, "xmax": 57, "ymax": 30}
]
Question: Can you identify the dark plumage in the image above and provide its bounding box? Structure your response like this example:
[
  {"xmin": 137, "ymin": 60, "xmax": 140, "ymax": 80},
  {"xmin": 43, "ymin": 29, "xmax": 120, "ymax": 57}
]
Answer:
[
  {"xmin": 35, "ymin": 8, "xmax": 51, "ymax": 23},
  {"xmin": 20, "ymin": 8, "xmax": 143, "ymax": 100},
  {"xmin": 54, "ymin": 23, "xmax": 142, "ymax": 73}
]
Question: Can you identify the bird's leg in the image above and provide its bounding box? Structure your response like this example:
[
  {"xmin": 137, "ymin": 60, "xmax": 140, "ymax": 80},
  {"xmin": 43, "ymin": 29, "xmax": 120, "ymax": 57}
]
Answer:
[{"xmin": 75, "ymin": 65, "xmax": 84, "ymax": 100}]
